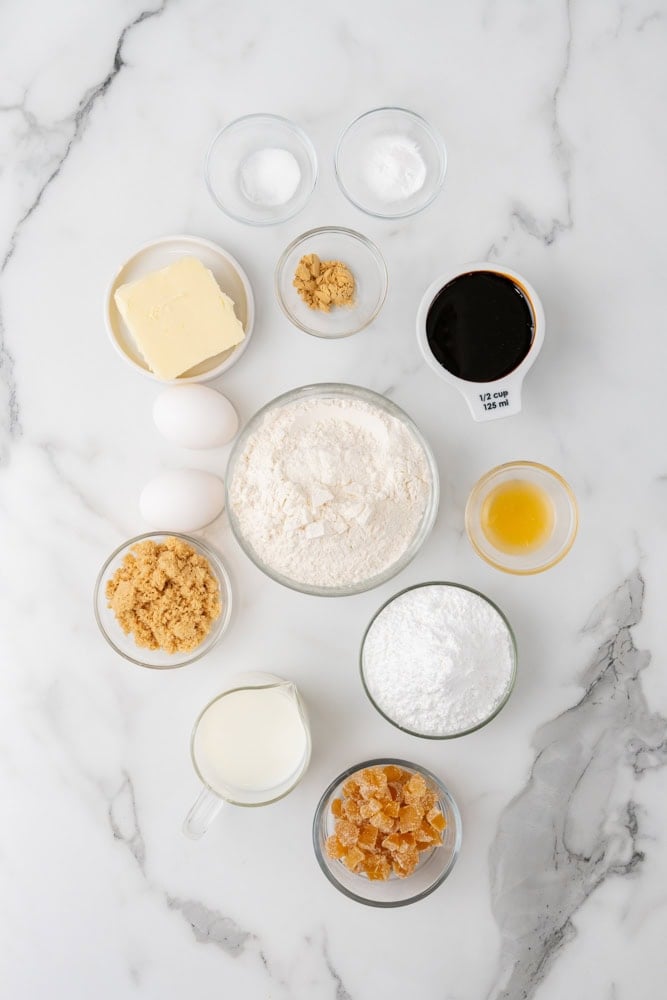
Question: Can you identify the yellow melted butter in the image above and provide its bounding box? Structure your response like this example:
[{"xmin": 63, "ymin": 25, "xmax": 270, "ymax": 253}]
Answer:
[{"xmin": 481, "ymin": 479, "xmax": 554, "ymax": 554}]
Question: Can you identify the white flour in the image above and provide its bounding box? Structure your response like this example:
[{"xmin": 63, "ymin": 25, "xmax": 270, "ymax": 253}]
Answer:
[
  {"xmin": 362, "ymin": 585, "xmax": 515, "ymax": 735},
  {"xmin": 229, "ymin": 396, "xmax": 432, "ymax": 588}
]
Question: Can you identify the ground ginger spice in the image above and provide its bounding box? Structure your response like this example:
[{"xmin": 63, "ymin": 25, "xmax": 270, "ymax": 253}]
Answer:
[
  {"xmin": 106, "ymin": 536, "xmax": 221, "ymax": 654},
  {"xmin": 293, "ymin": 253, "xmax": 355, "ymax": 312}
]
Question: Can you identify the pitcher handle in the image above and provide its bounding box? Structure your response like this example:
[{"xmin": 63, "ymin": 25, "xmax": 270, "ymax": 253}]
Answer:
[{"xmin": 183, "ymin": 787, "xmax": 225, "ymax": 839}]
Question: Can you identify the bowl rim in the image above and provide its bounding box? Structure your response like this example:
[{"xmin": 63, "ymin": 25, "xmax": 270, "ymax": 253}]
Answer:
[
  {"xmin": 360, "ymin": 581, "xmax": 518, "ymax": 738},
  {"xmin": 334, "ymin": 106, "xmax": 447, "ymax": 220},
  {"xmin": 93, "ymin": 531, "xmax": 233, "ymax": 668},
  {"xmin": 464, "ymin": 460, "xmax": 579, "ymax": 575},
  {"xmin": 225, "ymin": 383, "xmax": 440, "ymax": 596},
  {"xmin": 103, "ymin": 234, "xmax": 255, "ymax": 384},
  {"xmin": 274, "ymin": 226, "xmax": 388, "ymax": 338},
  {"xmin": 312, "ymin": 756, "xmax": 462, "ymax": 907},
  {"xmin": 204, "ymin": 113, "xmax": 318, "ymax": 226}
]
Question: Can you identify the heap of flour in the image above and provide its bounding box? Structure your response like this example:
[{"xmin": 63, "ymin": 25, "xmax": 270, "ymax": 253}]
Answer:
[{"xmin": 229, "ymin": 395, "xmax": 432, "ymax": 588}]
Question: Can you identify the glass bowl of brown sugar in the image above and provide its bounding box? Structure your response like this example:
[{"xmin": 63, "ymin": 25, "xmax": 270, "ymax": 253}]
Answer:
[
  {"xmin": 275, "ymin": 227, "xmax": 387, "ymax": 338},
  {"xmin": 94, "ymin": 532, "xmax": 232, "ymax": 668}
]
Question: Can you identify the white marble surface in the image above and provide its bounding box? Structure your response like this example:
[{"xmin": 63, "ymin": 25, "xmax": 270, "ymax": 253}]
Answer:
[{"xmin": 1, "ymin": 1, "xmax": 667, "ymax": 997}]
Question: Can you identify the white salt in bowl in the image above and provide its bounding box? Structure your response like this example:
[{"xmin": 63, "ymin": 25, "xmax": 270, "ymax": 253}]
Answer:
[
  {"xmin": 360, "ymin": 582, "xmax": 517, "ymax": 738},
  {"xmin": 205, "ymin": 114, "xmax": 318, "ymax": 226},
  {"xmin": 335, "ymin": 107, "xmax": 447, "ymax": 219}
]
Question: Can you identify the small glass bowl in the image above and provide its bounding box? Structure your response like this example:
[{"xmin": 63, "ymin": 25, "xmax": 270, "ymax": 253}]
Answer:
[
  {"xmin": 312, "ymin": 758, "xmax": 462, "ymax": 907},
  {"xmin": 335, "ymin": 107, "xmax": 447, "ymax": 219},
  {"xmin": 465, "ymin": 461, "xmax": 578, "ymax": 575},
  {"xmin": 275, "ymin": 227, "xmax": 387, "ymax": 338},
  {"xmin": 205, "ymin": 114, "xmax": 317, "ymax": 226},
  {"xmin": 94, "ymin": 532, "xmax": 232, "ymax": 668},
  {"xmin": 360, "ymin": 582, "xmax": 517, "ymax": 739},
  {"xmin": 225, "ymin": 384, "xmax": 439, "ymax": 596}
]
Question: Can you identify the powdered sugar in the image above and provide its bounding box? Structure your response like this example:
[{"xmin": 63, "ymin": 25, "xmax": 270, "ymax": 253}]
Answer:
[
  {"xmin": 362, "ymin": 584, "xmax": 515, "ymax": 736},
  {"xmin": 228, "ymin": 395, "xmax": 433, "ymax": 589}
]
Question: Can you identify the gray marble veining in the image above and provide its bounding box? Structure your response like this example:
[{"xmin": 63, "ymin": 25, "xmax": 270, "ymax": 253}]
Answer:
[{"xmin": 488, "ymin": 571, "xmax": 667, "ymax": 999}]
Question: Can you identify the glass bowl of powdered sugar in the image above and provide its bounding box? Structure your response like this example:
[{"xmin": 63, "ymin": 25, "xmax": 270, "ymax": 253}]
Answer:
[
  {"xmin": 226, "ymin": 384, "xmax": 439, "ymax": 596},
  {"xmin": 335, "ymin": 107, "xmax": 447, "ymax": 219},
  {"xmin": 205, "ymin": 114, "xmax": 317, "ymax": 226},
  {"xmin": 360, "ymin": 583, "xmax": 517, "ymax": 738}
]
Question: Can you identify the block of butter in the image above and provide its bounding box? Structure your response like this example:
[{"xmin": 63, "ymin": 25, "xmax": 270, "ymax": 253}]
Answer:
[{"xmin": 114, "ymin": 256, "xmax": 245, "ymax": 380}]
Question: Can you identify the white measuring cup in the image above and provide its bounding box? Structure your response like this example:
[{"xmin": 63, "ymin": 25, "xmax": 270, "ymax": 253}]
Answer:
[
  {"xmin": 416, "ymin": 262, "xmax": 545, "ymax": 421},
  {"xmin": 183, "ymin": 672, "xmax": 311, "ymax": 839}
]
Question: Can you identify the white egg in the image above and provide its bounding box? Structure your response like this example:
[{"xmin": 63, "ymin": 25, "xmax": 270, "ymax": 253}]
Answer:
[
  {"xmin": 153, "ymin": 385, "xmax": 239, "ymax": 449},
  {"xmin": 139, "ymin": 470, "xmax": 225, "ymax": 531}
]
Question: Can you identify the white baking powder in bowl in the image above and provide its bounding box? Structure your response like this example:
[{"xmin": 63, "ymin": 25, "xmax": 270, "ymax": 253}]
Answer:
[{"xmin": 362, "ymin": 584, "xmax": 515, "ymax": 736}]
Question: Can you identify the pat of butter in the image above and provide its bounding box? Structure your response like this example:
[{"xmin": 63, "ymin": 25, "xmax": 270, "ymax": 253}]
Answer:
[{"xmin": 114, "ymin": 256, "xmax": 245, "ymax": 380}]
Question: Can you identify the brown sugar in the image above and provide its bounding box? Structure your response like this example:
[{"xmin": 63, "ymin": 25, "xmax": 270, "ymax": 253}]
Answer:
[
  {"xmin": 325, "ymin": 764, "xmax": 446, "ymax": 880},
  {"xmin": 292, "ymin": 253, "xmax": 355, "ymax": 312},
  {"xmin": 105, "ymin": 536, "xmax": 221, "ymax": 654}
]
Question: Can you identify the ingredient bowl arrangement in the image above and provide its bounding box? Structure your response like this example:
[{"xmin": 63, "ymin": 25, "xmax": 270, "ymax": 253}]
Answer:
[
  {"xmin": 93, "ymin": 104, "xmax": 578, "ymax": 908},
  {"xmin": 225, "ymin": 383, "xmax": 440, "ymax": 596},
  {"xmin": 313, "ymin": 759, "xmax": 462, "ymax": 907}
]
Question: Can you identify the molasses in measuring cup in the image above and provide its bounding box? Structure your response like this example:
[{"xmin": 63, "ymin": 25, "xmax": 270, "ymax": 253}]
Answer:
[{"xmin": 416, "ymin": 262, "xmax": 545, "ymax": 421}]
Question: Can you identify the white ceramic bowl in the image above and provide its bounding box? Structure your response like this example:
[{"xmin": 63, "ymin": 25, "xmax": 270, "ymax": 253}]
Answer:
[{"xmin": 104, "ymin": 235, "xmax": 255, "ymax": 383}]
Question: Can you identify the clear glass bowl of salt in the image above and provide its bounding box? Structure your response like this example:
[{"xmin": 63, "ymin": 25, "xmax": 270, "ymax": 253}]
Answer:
[
  {"xmin": 335, "ymin": 107, "xmax": 447, "ymax": 219},
  {"xmin": 205, "ymin": 114, "xmax": 318, "ymax": 226}
]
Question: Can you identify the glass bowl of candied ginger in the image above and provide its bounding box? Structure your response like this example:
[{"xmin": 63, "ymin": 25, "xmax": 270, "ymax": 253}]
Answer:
[{"xmin": 312, "ymin": 758, "xmax": 461, "ymax": 906}]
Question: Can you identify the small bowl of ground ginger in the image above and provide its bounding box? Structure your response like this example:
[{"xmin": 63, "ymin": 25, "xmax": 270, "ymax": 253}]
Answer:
[
  {"xmin": 94, "ymin": 532, "xmax": 232, "ymax": 668},
  {"xmin": 275, "ymin": 227, "xmax": 387, "ymax": 338}
]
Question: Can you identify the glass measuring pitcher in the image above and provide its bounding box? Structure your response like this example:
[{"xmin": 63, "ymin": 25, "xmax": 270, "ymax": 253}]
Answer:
[{"xmin": 183, "ymin": 672, "xmax": 311, "ymax": 839}]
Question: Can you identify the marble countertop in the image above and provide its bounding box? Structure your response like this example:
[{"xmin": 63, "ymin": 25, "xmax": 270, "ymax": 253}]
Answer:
[{"xmin": 2, "ymin": 1, "xmax": 666, "ymax": 998}]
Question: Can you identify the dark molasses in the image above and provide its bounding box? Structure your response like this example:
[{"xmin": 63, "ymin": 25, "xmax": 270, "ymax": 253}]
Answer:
[{"xmin": 425, "ymin": 271, "xmax": 534, "ymax": 383}]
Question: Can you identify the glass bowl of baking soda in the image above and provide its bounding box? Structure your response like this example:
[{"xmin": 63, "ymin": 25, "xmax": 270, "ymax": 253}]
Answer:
[
  {"xmin": 360, "ymin": 582, "xmax": 517, "ymax": 738},
  {"xmin": 335, "ymin": 107, "xmax": 447, "ymax": 219},
  {"xmin": 205, "ymin": 114, "xmax": 318, "ymax": 226}
]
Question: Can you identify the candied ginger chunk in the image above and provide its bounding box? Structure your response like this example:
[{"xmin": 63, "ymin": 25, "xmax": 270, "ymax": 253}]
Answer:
[
  {"xmin": 383, "ymin": 799, "xmax": 400, "ymax": 819},
  {"xmin": 342, "ymin": 778, "xmax": 360, "ymax": 798},
  {"xmin": 343, "ymin": 798, "xmax": 361, "ymax": 823},
  {"xmin": 427, "ymin": 807, "xmax": 447, "ymax": 832},
  {"xmin": 398, "ymin": 805, "xmax": 421, "ymax": 833},
  {"xmin": 359, "ymin": 798, "xmax": 382, "ymax": 819},
  {"xmin": 325, "ymin": 835, "xmax": 346, "ymax": 860},
  {"xmin": 406, "ymin": 772, "xmax": 427, "ymax": 796},
  {"xmin": 358, "ymin": 767, "xmax": 388, "ymax": 799},
  {"xmin": 335, "ymin": 819, "xmax": 359, "ymax": 847},
  {"xmin": 344, "ymin": 845, "xmax": 366, "ymax": 871},
  {"xmin": 369, "ymin": 811, "xmax": 395, "ymax": 833},
  {"xmin": 415, "ymin": 823, "xmax": 438, "ymax": 845},
  {"xmin": 358, "ymin": 824, "xmax": 379, "ymax": 850},
  {"xmin": 331, "ymin": 798, "xmax": 343, "ymax": 817},
  {"xmin": 383, "ymin": 764, "xmax": 404, "ymax": 782},
  {"xmin": 364, "ymin": 855, "xmax": 391, "ymax": 881}
]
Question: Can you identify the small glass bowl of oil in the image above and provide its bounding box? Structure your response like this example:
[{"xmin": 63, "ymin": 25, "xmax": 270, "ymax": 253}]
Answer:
[{"xmin": 465, "ymin": 461, "xmax": 578, "ymax": 575}]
